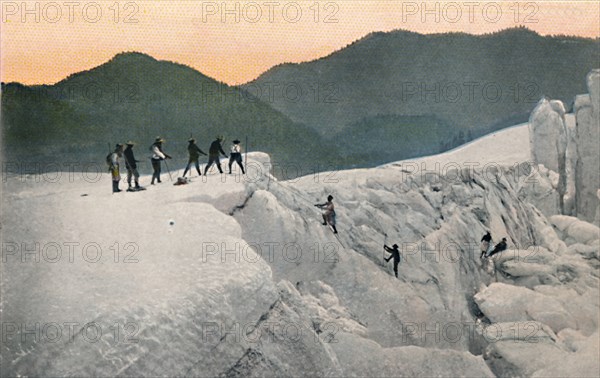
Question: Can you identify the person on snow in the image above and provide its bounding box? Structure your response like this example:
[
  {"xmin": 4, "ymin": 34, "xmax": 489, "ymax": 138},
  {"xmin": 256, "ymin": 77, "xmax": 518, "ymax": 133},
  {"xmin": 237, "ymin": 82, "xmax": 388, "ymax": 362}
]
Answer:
[
  {"xmin": 150, "ymin": 137, "xmax": 171, "ymax": 185},
  {"xmin": 315, "ymin": 195, "xmax": 337, "ymax": 234},
  {"xmin": 109, "ymin": 144, "xmax": 124, "ymax": 193},
  {"xmin": 205, "ymin": 136, "xmax": 228, "ymax": 175},
  {"xmin": 228, "ymin": 139, "xmax": 245, "ymax": 174},
  {"xmin": 480, "ymin": 231, "xmax": 492, "ymax": 259},
  {"xmin": 384, "ymin": 243, "xmax": 401, "ymax": 278},
  {"xmin": 123, "ymin": 141, "xmax": 142, "ymax": 191},
  {"xmin": 183, "ymin": 138, "xmax": 207, "ymax": 177},
  {"xmin": 486, "ymin": 237, "xmax": 508, "ymax": 258}
]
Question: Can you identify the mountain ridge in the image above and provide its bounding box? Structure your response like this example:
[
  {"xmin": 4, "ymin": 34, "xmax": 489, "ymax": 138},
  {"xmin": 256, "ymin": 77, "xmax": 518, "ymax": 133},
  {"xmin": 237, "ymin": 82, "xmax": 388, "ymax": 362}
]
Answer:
[
  {"xmin": 3, "ymin": 27, "xmax": 599, "ymax": 174},
  {"xmin": 239, "ymin": 27, "xmax": 599, "ymax": 167},
  {"xmin": 2, "ymin": 52, "xmax": 339, "ymax": 178}
]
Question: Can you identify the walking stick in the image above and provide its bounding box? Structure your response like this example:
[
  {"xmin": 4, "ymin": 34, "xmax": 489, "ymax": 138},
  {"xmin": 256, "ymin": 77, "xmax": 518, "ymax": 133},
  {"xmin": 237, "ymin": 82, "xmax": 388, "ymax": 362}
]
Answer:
[
  {"xmin": 245, "ymin": 135, "xmax": 248, "ymax": 169},
  {"xmin": 383, "ymin": 233, "xmax": 388, "ymax": 266},
  {"xmin": 163, "ymin": 158, "xmax": 173, "ymax": 181}
]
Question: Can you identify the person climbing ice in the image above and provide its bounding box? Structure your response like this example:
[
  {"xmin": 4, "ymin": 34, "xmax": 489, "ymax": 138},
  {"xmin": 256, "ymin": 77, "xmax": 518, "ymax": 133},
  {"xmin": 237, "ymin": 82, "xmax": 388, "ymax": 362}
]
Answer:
[
  {"xmin": 315, "ymin": 195, "xmax": 337, "ymax": 234},
  {"xmin": 480, "ymin": 231, "xmax": 492, "ymax": 259},
  {"xmin": 383, "ymin": 243, "xmax": 401, "ymax": 278},
  {"xmin": 486, "ymin": 237, "xmax": 508, "ymax": 258}
]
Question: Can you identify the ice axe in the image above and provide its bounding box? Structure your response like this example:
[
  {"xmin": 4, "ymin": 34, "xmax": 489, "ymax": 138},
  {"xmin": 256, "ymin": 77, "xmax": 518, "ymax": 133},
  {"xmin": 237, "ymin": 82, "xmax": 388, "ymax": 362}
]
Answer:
[
  {"xmin": 364, "ymin": 208, "xmax": 388, "ymax": 266},
  {"xmin": 163, "ymin": 157, "xmax": 173, "ymax": 181},
  {"xmin": 382, "ymin": 233, "xmax": 388, "ymax": 266},
  {"xmin": 245, "ymin": 135, "xmax": 248, "ymax": 167}
]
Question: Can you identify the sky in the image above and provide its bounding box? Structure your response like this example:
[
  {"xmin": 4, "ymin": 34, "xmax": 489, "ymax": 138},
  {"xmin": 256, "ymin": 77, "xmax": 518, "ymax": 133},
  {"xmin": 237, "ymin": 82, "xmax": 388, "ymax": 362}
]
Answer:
[{"xmin": 1, "ymin": 1, "xmax": 599, "ymax": 85}]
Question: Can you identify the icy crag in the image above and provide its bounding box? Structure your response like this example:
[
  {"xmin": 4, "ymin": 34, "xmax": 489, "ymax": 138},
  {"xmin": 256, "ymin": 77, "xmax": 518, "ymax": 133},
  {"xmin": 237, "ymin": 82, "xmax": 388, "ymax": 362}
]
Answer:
[
  {"xmin": 2, "ymin": 146, "xmax": 598, "ymax": 376},
  {"xmin": 530, "ymin": 69, "xmax": 600, "ymax": 223}
]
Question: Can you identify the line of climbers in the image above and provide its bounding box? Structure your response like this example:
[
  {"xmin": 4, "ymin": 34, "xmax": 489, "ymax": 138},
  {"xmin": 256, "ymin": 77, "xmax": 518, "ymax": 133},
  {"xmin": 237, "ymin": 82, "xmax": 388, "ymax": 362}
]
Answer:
[
  {"xmin": 109, "ymin": 142, "xmax": 512, "ymax": 281},
  {"xmin": 377, "ymin": 231, "xmax": 508, "ymax": 280},
  {"xmin": 479, "ymin": 231, "xmax": 508, "ymax": 258},
  {"xmin": 107, "ymin": 136, "xmax": 245, "ymax": 193},
  {"xmin": 310, "ymin": 195, "xmax": 510, "ymax": 280}
]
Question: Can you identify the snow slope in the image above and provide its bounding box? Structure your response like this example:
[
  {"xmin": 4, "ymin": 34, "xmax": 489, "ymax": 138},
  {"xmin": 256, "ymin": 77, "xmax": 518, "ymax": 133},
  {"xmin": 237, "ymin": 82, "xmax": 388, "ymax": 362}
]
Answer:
[
  {"xmin": 1, "ymin": 121, "xmax": 598, "ymax": 377},
  {"xmin": 384, "ymin": 123, "xmax": 531, "ymax": 168}
]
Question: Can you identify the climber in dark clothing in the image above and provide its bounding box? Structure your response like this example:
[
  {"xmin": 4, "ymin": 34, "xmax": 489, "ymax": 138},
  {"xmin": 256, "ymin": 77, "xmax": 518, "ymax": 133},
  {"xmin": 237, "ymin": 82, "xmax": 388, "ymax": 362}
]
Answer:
[
  {"xmin": 480, "ymin": 231, "xmax": 492, "ymax": 259},
  {"xmin": 183, "ymin": 138, "xmax": 207, "ymax": 177},
  {"xmin": 205, "ymin": 136, "xmax": 228, "ymax": 175},
  {"xmin": 486, "ymin": 238, "xmax": 508, "ymax": 258},
  {"xmin": 384, "ymin": 244, "xmax": 401, "ymax": 278},
  {"xmin": 123, "ymin": 141, "xmax": 142, "ymax": 191}
]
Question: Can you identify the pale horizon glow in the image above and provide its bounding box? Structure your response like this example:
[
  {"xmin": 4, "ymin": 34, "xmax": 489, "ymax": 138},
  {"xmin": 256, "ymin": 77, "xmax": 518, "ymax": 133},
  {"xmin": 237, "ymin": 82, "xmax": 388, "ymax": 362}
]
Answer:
[{"xmin": 1, "ymin": 1, "xmax": 599, "ymax": 86}]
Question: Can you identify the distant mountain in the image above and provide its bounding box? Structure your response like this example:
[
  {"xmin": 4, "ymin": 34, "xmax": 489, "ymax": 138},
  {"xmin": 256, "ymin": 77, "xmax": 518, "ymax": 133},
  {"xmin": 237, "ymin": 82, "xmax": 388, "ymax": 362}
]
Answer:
[
  {"xmin": 242, "ymin": 28, "xmax": 599, "ymax": 165},
  {"xmin": 332, "ymin": 114, "xmax": 456, "ymax": 168},
  {"xmin": 2, "ymin": 52, "xmax": 337, "ymax": 178},
  {"xmin": 3, "ymin": 28, "xmax": 599, "ymax": 174}
]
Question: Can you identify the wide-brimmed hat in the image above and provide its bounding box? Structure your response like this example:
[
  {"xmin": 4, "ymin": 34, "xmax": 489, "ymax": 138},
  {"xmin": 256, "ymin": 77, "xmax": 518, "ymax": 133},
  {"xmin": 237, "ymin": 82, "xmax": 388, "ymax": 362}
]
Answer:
[
  {"xmin": 392, "ymin": 244, "xmax": 399, "ymax": 249},
  {"xmin": 188, "ymin": 138, "xmax": 196, "ymax": 143},
  {"xmin": 155, "ymin": 137, "xmax": 165, "ymax": 143},
  {"xmin": 115, "ymin": 143, "xmax": 124, "ymax": 150},
  {"xmin": 233, "ymin": 139, "xmax": 240, "ymax": 144},
  {"xmin": 126, "ymin": 141, "xmax": 135, "ymax": 146}
]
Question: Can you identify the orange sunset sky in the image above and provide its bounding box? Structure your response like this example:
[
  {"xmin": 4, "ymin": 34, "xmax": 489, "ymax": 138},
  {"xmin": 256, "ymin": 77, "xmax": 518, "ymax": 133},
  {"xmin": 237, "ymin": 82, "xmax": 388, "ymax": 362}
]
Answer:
[{"xmin": 1, "ymin": 1, "xmax": 599, "ymax": 86}]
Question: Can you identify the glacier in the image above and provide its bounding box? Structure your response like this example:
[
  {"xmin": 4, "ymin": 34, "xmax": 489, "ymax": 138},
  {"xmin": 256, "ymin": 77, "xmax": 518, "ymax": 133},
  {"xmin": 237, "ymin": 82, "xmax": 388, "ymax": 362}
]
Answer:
[{"xmin": 1, "ymin": 72, "xmax": 599, "ymax": 377}]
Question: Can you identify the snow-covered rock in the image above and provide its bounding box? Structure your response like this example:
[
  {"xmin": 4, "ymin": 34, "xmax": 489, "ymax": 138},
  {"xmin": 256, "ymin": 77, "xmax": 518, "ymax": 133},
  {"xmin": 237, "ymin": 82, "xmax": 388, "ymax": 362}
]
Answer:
[
  {"xmin": 517, "ymin": 164, "xmax": 562, "ymax": 217},
  {"xmin": 527, "ymin": 70, "xmax": 600, "ymax": 223},
  {"xmin": 2, "ymin": 97, "xmax": 598, "ymax": 377},
  {"xmin": 529, "ymin": 98, "xmax": 567, "ymax": 174},
  {"xmin": 549, "ymin": 215, "xmax": 600, "ymax": 245},
  {"xmin": 574, "ymin": 70, "xmax": 600, "ymax": 223},
  {"xmin": 483, "ymin": 321, "xmax": 567, "ymax": 377},
  {"xmin": 563, "ymin": 114, "xmax": 578, "ymax": 215},
  {"xmin": 330, "ymin": 334, "xmax": 494, "ymax": 377},
  {"xmin": 474, "ymin": 283, "xmax": 576, "ymax": 333},
  {"xmin": 532, "ymin": 332, "xmax": 600, "ymax": 377}
]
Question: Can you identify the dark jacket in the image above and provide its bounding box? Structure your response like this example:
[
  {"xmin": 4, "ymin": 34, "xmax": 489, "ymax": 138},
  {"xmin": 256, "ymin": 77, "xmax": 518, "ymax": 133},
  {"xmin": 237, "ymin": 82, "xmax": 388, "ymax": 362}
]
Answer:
[
  {"xmin": 481, "ymin": 233, "xmax": 492, "ymax": 243},
  {"xmin": 490, "ymin": 240, "xmax": 507, "ymax": 255},
  {"xmin": 123, "ymin": 146, "xmax": 137, "ymax": 169},
  {"xmin": 384, "ymin": 245, "xmax": 401, "ymax": 262},
  {"xmin": 209, "ymin": 139, "xmax": 227, "ymax": 157},
  {"xmin": 188, "ymin": 142, "xmax": 207, "ymax": 159}
]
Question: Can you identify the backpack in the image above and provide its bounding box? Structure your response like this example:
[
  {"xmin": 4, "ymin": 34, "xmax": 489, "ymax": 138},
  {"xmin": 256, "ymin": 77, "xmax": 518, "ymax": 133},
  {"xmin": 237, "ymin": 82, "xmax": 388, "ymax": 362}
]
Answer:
[{"xmin": 106, "ymin": 152, "xmax": 113, "ymax": 167}]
